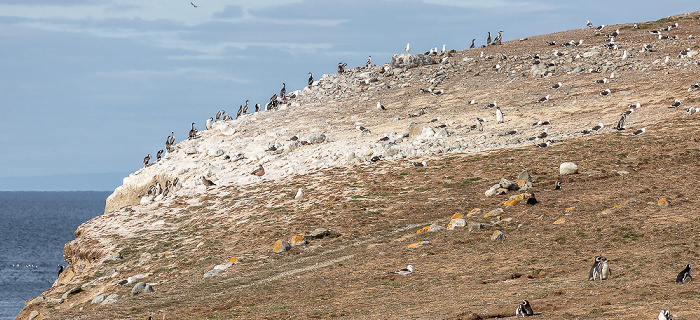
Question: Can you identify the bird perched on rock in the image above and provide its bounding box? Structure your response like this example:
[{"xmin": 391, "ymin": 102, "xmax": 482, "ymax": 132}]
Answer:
[
  {"xmin": 392, "ymin": 264, "xmax": 413, "ymax": 275},
  {"xmin": 658, "ymin": 309, "xmax": 671, "ymax": 320},
  {"xmin": 205, "ymin": 117, "xmax": 213, "ymax": 130},
  {"xmin": 405, "ymin": 43, "xmax": 410, "ymax": 53},
  {"xmin": 469, "ymin": 39, "xmax": 475, "ymax": 49},
  {"xmin": 243, "ymin": 100, "xmax": 249, "ymax": 114},
  {"xmin": 535, "ymin": 140, "xmax": 551, "ymax": 148},
  {"xmin": 493, "ymin": 31, "xmax": 502, "ymax": 45},
  {"xmin": 676, "ymin": 264, "xmax": 692, "ymax": 284},
  {"xmin": 143, "ymin": 154, "xmax": 151, "ymax": 167},
  {"xmin": 587, "ymin": 20, "xmax": 593, "ymax": 28},
  {"xmin": 188, "ymin": 122, "xmax": 197, "ymax": 140},
  {"xmin": 515, "ymin": 300, "xmax": 533, "ymax": 317},
  {"xmin": 377, "ymin": 102, "xmax": 386, "ymax": 110},
  {"xmin": 551, "ymin": 82, "xmax": 562, "ymax": 89},
  {"xmin": 216, "ymin": 110, "xmax": 225, "ymax": 121},
  {"xmin": 410, "ymin": 161, "xmax": 427, "ymax": 167},
  {"xmin": 486, "ymin": 32, "xmax": 492, "ymax": 46},
  {"xmin": 337, "ymin": 62, "xmax": 347, "ymax": 74},
  {"xmin": 57, "ymin": 265, "xmax": 64, "ymax": 277},
  {"xmin": 201, "ymin": 176, "xmax": 215, "ymax": 187},
  {"xmin": 251, "ymin": 165, "xmax": 265, "ymax": 176},
  {"xmin": 365, "ymin": 55, "xmax": 372, "ymax": 68},
  {"xmin": 156, "ymin": 149, "xmax": 163, "ymax": 161},
  {"xmin": 280, "ymin": 83, "xmax": 286, "ymax": 98},
  {"xmin": 294, "ymin": 188, "xmax": 303, "ymax": 199},
  {"xmin": 236, "ymin": 105, "xmax": 243, "ymax": 118},
  {"xmin": 223, "ymin": 114, "xmax": 233, "ymax": 121},
  {"xmin": 308, "ymin": 72, "xmax": 314, "ymax": 86},
  {"xmin": 255, "ymin": 103, "xmax": 261, "ymax": 112}
]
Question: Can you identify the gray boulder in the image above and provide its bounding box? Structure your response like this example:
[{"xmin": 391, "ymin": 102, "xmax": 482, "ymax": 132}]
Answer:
[
  {"xmin": 391, "ymin": 54, "xmax": 437, "ymax": 69},
  {"xmin": 517, "ymin": 169, "xmax": 533, "ymax": 190},
  {"xmin": 310, "ymin": 228, "xmax": 331, "ymax": 239},
  {"xmin": 91, "ymin": 293, "xmax": 110, "ymax": 304},
  {"xmin": 101, "ymin": 294, "xmax": 119, "ymax": 305},
  {"xmin": 560, "ymin": 162, "xmax": 579, "ymax": 175},
  {"xmin": 469, "ymin": 222, "xmax": 486, "ymax": 232},
  {"xmin": 307, "ymin": 133, "xmax": 327, "ymax": 144},
  {"xmin": 499, "ymin": 178, "xmax": 520, "ymax": 190},
  {"xmin": 131, "ymin": 282, "xmax": 154, "ymax": 296}
]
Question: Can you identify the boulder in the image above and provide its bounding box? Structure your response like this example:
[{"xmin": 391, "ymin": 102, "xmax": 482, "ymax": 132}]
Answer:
[
  {"xmin": 559, "ymin": 162, "xmax": 579, "ymax": 175},
  {"xmin": 447, "ymin": 218, "xmax": 467, "ymax": 230},
  {"xmin": 91, "ymin": 293, "xmax": 110, "ymax": 304},
  {"xmin": 307, "ymin": 133, "xmax": 327, "ymax": 144},
  {"xmin": 290, "ymin": 235, "xmax": 307, "ymax": 246},
  {"xmin": 62, "ymin": 285, "xmax": 82, "ymax": 300},
  {"xmin": 469, "ymin": 222, "xmax": 486, "ymax": 232},
  {"xmin": 101, "ymin": 293, "xmax": 119, "ymax": 305},
  {"xmin": 390, "ymin": 54, "xmax": 437, "ymax": 69},
  {"xmin": 499, "ymin": 178, "xmax": 520, "ymax": 190},
  {"xmin": 408, "ymin": 123, "xmax": 435, "ymax": 141},
  {"xmin": 131, "ymin": 282, "xmax": 154, "ymax": 296},
  {"xmin": 428, "ymin": 223, "xmax": 446, "ymax": 232},
  {"xmin": 517, "ymin": 169, "xmax": 533, "ymax": 190},
  {"xmin": 491, "ymin": 230, "xmax": 506, "ymax": 240},
  {"xmin": 484, "ymin": 184, "xmax": 501, "ymax": 197},
  {"xmin": 28, "ymin": 311, "xmax": 43, "ymax": 320},
  {"xmin": 273, "ymin": 239, "xmax": 291, "ymax": 253},
  {"xmin": 310, "ymin": 228, "xmax": 331, "ymax": 239}
]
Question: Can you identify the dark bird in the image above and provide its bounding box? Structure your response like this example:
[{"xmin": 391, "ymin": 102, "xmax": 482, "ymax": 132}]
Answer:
[
  {"xmin": 493, "ymin": 30, "xmax": 502, "ymax": 45},
  {"xmin": 223, "ymin": 114, "xmax": 233, "ymax": 121},
  {"xmin": 370, "ymin": 155, "xmax": 382, "ymax": 162},
  {"xmin": 251, "ymin": 165, "xmax": 265, "ymax": 176},
  {"xmin": 591, "ymin": 122, "xmax": 604, "ymax": 131},
  {"xmin": 156, "ymin": 149, "xmax": 163, "ymax": 161},
  {"xmin": 190, "ymin": 2, "xmax": 198, "ymax": 8},
  {"xmin": 201, "ymin": 176, "xmax": 216, "ymax": 187},
  {"xmin": 615, "ymin": 113, "xmax": 627, "ymax": 130},
  {"xmin": 551, "ymin": 82, "xmax": 562, "ymax": 89},
  {"xmin": 143, "ymin": 154, "xmax": 151, "ymax": 167},
  {"xmin": 365, "ymin": 55, "xmax": 372, "ymax": 68},
  {"xmin": 337, "ymin": 62, "xmax": 347, "ymax": 74},
  {"xmin": 188, "ymin": 122, "xmax": 197, "ymax": 139},
  {"xmin": 236, "ymin": 105, "xmax": 243, "ymax": 118},
  {"xmin": 169, "ymin": 132, "xmax": 175, "ymax": 146},
  {"xmin": 631, "ymin": 128, "xmax": 646, "ymax": 135},
  {"xmin": 526, "ymin": 193, "xmax": 538, "ymax": 205},
  {"xmin": 280, "ymin": 83, "xmax": 286, "ymax": 98},
  {"xmin": 535, "ymin": 141, "xmax": 551, "ymax": 148},
  {"xmin": 676, "ymin": 264, "xmax": 692, "ymax": 284},
  {"xmin": 255, "ymin": 103, "xmax": 261, "ymax": 112},
  {"xmin": 308, "ymin": 72, "xmax": 314, "ymax": 86},
  {"xmin": 216, "ymin": 110, "xmax": 225, "ymax": 120},
  {"xmin": 536, "ymin": 95, "xmax": 550, "ymax": 103},
  {"xmin": 600, "ymin": 88, "xmax": 611, "ymax": 96},
  {"xmin": 469, "ymin": 39, "xmax": 475, "ymax": 49},
  {"xmin": 594, "ymin": 78, "xmax": 608, "ymax": 84},
  {"xmin": 377, "ymin": 102, "xmax": 386, "ymax": 110},
  {"xmin": 411, "ymin": 161, "xmax": 427, "ymax": 167},
  {"xmin": 589, "ymin": 256, "xmax": 602, "ymax": 280},
  {"xmin": 242, "ymin": 100, "xmax": 249, "ymax": 114},
  {"xmin": 486, "ymin": 32, "xmax": 492, "ymax": 46},
  {"xmin": 57, "ymin": 264, "xmax": 64, "ymax": 277},
  {"xmin": 554, "ymin": 181, "xmax": 561, "ymax": 190}
]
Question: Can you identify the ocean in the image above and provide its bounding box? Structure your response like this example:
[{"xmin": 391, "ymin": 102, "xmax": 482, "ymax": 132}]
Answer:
[{"xmin": 0, "ymin": 191, "xmax": 110, "ymax": 319}]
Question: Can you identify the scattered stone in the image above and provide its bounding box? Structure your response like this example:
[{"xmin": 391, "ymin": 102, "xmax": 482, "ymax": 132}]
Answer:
[
  {"xmin": 106, "ymin": 252, "xmax": 123, "ymax": 261},
  {"xmin": 101, "ymin": 293, "xmax": 119, "ymax": 305},
  {"xmin": 390, "ymin": 53, "xmax": 437, "ymax": 69},
  {"xmin": 307, "ymin": 133, "xmax": 327, "ymax": 144},
  {"xmin": 466, "ymin": 208, "xmax": 482, "ymax": 217},
  {"xmin": 184, "ymin": 147, "xmax": 197, "ymax": 155},
  {"xmin": 484, "ymin": 184, "xmax": 501, "ymax": 197},
  {"xmin": 408, "ymin": 123, "xmax": 435, "ymax": 141},
  {"xmin": 483, "ymin": 208, "xmax": 504, "ymax": 218},
  {"xmin": 27, "ymin": 296, "xmax": 46, "ymax": 306},
  {"xmin": 139, "ymin": 252, "xmax": 152, "ymax": 265},
  {"xmin": 310, "ymin": 228, "xmax": 330, "ymax": 239},
  {"xmin": 517, "ymin": 169, "xmax": 533, "ymax": 190},
  {"xmin": 61, "ymin": 285, "xmax": 82, "ymax": 300},
  {"xmin": 491, "ymin": 230, "xmax": 506, "ymax": 240},
  {"xmin": 499, "ymin": 178, "xmax": 520, "ymax": 190},
  {"xmin": 28, "ymin": 311, "xmax": 43, "ymax": 320},
  {"xmin": 447, "ymin": 218, "xmax": 466, "ymax": 230},
  {"xmin": 553, "ymin": 217, "xmax": 566, "ymax": 224},
  {"xmin": 407, "ymin": 241, "xmax": 430, "ymax": 248},
  {"xmin": 131, "ymin": 282, "xmax": 154, "ymax": 296},
  {"xmin": 658, "ymin": 198, "xmax": 669, "ymax": 207},
  {"xmin": 273, "ymin": 239, "xmax": 291, "ymax": 253},
  {"xmin": 290, "ymin": 235, "xmax": 307, "ymax": 246},
  {"xmin": 469, "ymin": 222, "xmax": 486, "ymax": 232},
  {"xmin": 204, "ymin": 262, "xmax": 235, "ymax": 278},
  {"xmin": 508, "ymin": 193, "xmax": 531, "ymax": 201},
  {"xmin": 91, "ymin": 293, "xmax": 110, "ymax": 304},
  {"xmin": 560, "ymin": 162, "xmax": 579, "ymax": 175}
]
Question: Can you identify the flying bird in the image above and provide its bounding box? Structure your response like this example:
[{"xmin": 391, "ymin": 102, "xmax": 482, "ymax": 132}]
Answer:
[{"xmin": 190, "ymin": 2, "xmax": 198, "ymax": 8}]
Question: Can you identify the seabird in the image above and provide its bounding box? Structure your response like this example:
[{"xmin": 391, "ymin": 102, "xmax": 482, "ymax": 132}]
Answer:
[
  {"xmin": 535, "ymin": 141, "xmax": 551, "ymax": 148},
  {"xmin": 188, "ymin": 122, "xmax": 197, "ymax": 140},
  {"xmin": 377, "ymin": 102, "xmax": 386, "ymax": 110},
  {"xmin": 251, "ymin": 165, "xmax": 265, "ymax": 176},
  {"xmin": 476, "ymin": 118, "xmax": 484, "ymax": 131},
  {"xmin": 366, "ymin": 55, "xmax": 372, "ymax": 68},
  {"xmin": 658, "ymin": 309, "xmax": 671, "ymax": 320},
  {"xmin": 115, "ymin": 277, "xmax": 133, "ymax": 286},
  {"xmin": 678, "ymin": 48, "xmax": 690, "ymax": 58},
  {"xmin": 205, "ymin": 117, "xmax": 213, "ymax": 130},
  {"xmin": 600, "ymin": 89, "xmax": 611, "ymax": 96},
  {"xmin": 526, "ymin": 193, "xmax": 538, "ymax": 205},
  {"xmin": 587, "ymin": 20, "xmax": 593, "ymax": 28},
  {"xmin": 235, "ymin": 105, "xmax": 242, "ymax": 118},
  {"xmin": 405, "ymin": 43, "xmax": 411, "ymax": 53},
  {"xmin": 592, "ymin": 122, "xmax": 604, "ymax": 131},
  {"xmin": 629, "ymin": 102, "xmax": 641, "ymax": 109},
  {"xmin": 190, "ymin": 2, "xmax": 198, "ymax": 8},
  {"xmin": 622, "ymin": 50, "xmax": 628, "ymax": 60},
  {"xmin": 280, "ymin": 83, "xmax": 286, "ymax": 98},
  {"xmin": 594, "ymin": 78, "xmax": 608, "ymax": 84},
  {"xmin": 201, "ymin": 176, "xmax": 215, "ymax": 187},
  {"xmin": 392, "ymin": 264, "xmax": 413, "ymax": 275},
  {"xmin": 469, "ymin": 39, "xmax": 475, "ymax": 49},
  {"xmin": 554, "ymin": 181, "xmax": 561, "ymax": 190},
  {"xmin": 156, "ymin": 149, "xmax": 163, "ymax": 161},
  {"xmin": 410, "ymin": 161, "xmax": 427, "ymax": 167},
  {"xmin": 536, "ymin": 95, "xmax": 550, "ymax": 103},
  {"xmin": 631, "ymin": 128, "xmax": 646, "ymax": 135},
  {"xmin": 546, "ymin": 41, "xmax": 556, "ymax": 46},
  {"xmin": 493, "ymin": 31, "xmax": 502, "ymax": 45},
  {"xmin": 505, "ymin": 129, "xmax": 518, "ymax": 135},
  {"xmin": 675, "ymin": 264, "xmax": 692, "ymax": 284},
  {"xmin": 337, "ymin": 62, "xmax": 346, "ymax": 74},
  {"xmin": 294, "ymin": 188, "xmax": 303, "ymax": 199},
  {"xmin": 143, "ymin": 154, "xmax": 151, "ymax": 167},
  {"xmin": 688, "ymin": 83, "xmax": 699, "ymax": 92},
  {"xmin": 469, "ymin": 99, "xmax": 477, "ymax": 104},
  {"xmin": 243, "ymin": 100, "xmax": 249, "ymax": 114},
  {"xmin": 554, "ymin": 50, "xmax": 564, "ymax": 56},
  {"xmin": 515, "ymin": 300, "xmax": 534, "ymax": 317},
  {"xmin": 496, "ymin": 106, "xmax": 504, "ymax": 123},
  {"xmin": 308, "ymin": 72, "xmax": 314, "ymax": 86},
  {"xmin": 534, "ymin": 128, "xmax": 548, "ymax": 140},
  {"xmin": 485, "ymin": 101, "xmax": 497, "ymax": 109},
  {"xmin": 551, "ymin": 82, "xmax": 562, "ymax": 89},
  {"xmin": 616, "ymin": 114, "xmax": 627, "ymax": 130},
  {"xmin": 664, "ymin": 56, "xmax": 670, "ymax": 64},
  {"xmin": 255, "ymin": 103, "xmax": 261, "ymax": 112},
  {"xmin": 216, "ymin": 110, "xmax": 225, "ymax": 120},
  {"xmin": 670, "ymin": 99, "xmax": 682, "ymax": 108},
  {"xmin": 370, "ymin": 155, "xmax": 382, "ymax": 162},
  {"xmin": 223, "ymin": 114, "xmax": 233, "ymax": 121},
  {"xmin": 486, "ymin": 32, "xmax": 492, "ymax": 46},
  {"xmin": 57, "ymin": 264, "xmax": 64, "ymax": 277}
]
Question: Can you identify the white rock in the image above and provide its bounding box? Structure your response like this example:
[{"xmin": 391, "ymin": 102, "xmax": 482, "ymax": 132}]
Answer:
[{"xmin": 559, "ymin": 162, "xmax": 579, "ymax": 175}]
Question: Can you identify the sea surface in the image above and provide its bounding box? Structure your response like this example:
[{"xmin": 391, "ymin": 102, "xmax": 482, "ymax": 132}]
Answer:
[{"xmin": 0, "ymin": 191, "xmax": 110, "ymax": 319}]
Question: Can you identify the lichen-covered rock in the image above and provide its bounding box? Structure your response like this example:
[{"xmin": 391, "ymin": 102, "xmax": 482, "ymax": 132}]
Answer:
[
  {"xmin": 491, "ymin": 230, "xmax": 506, "ymax": 240},
  {"xmin": 101, "ymin": 293, "xmax": 119, "ymax": 305},
  {"xmin": 290, "ymin": 235, "xmax": 307, "ymax": 246},
  {"xmin": 273, "ymin": 239, "xmax": 291, "ymax": 253},
  {"xmin": 407, "ymin": 240, "xmax": 429, "ymax": 248},
  {"xmin": 447, "ymin": 218, "xmax": 466, "ymax": 230},
  {"xmin": 499, "ymin": 178, "xmax": 520, "ymax": 190},
  {"xmin": 310, "ymin": 228, "xmax": 330, "ymax": 239},
  {"xmin": 483, "ymin": 208, "xmax": 503, "ymax": 218},
  {"xmin": 658, "ymin": 198, "xmax": 669, "ymax": 207},
  {"xmin": 469, "ymin": 222, "xmax": 486, "ymax": 232},
  {"xmin": 390, "ymin": 53, "xmax": 437, "ymax": 69}
]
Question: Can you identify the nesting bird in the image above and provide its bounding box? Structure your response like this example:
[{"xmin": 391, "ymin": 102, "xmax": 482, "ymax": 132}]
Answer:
[
  {"xmin": 251, "ymin": 165, "xmax": 265, "ymax": 176},
  {"xmin": 600, "ymin": 89, "xmax": 611, "ymax": 96},
  {"xmin": 392, "ymin": 264, "xmax": 413, "ymax": 275},
  {"xmin": 658, "ymin": 309, "xmax": 671, "ymax": 320},
  {"xmin": 216, "ymin": 110, "xmax": 225, "ymax": 120},
  {"xmin": 294, "ymin": 188, "xmax": 303, "ymax": 199},
  {"xmin": 551, "ymin": 82, "xmax": 562, "ymax": 89},
  {"xmin": 670, "ymin": 99, "xmax": 682, "ymax": 108},
  {"xmin": 536, "ymin": 95, "xmax": 550, "ymax": 103},
  {"xmin": 156, "ymin": 149, "xmax": 163, "ymax": 161},
  {"xmin": 631, "ymin": 128, "xmax": 646, "ymax": 135}
]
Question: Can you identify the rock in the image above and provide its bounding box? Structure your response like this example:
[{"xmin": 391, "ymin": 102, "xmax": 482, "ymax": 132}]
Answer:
[
  {"xmin": 499, "ymin": 178, "xmax": 520, "ymax": 190},
  {"xmin": 203, "ymin": 269, "xmax": 222, "ymax": 278},
  {"xmin": 553, "ymin": 217, "xmax": 566, "ymax": 224},
  {"xmin": 307, "ymin": 133, "xmax": 327, "ymax": 144},
  {"xmin": 447, "ymin": 218, "xmax": 467, "ymax": 230},
  {"xmin": 484, "ymin": 208, "xmax": 504, "ymax": 218},
  {"xmin": 484, "ymin": 184, "xmax": 501, "ymax": 197},
  {"xmin": 28, "ymin": 311, "xmax": 43, "ymax": 320},
  {"xmin": 204, "ymin": 262, "xmax": 234, "ymax": 278},
  {"xmin": 62, "ymin": 285, "xmax": 82, "ymax": 300},
  {"xmin": 582, "ymin": 51, "xmax": 599, "ymax": 58},
  {"xmin": 469, "ymin": 222, "xmax": 486, "ymax": 232},
  {"xmin": 131, "ymin": 282, "xmax": 154, "ymax": 296},
  {"xmin": 491, "ymin": 230, "xmax": 506, "ymax": 240},
  {"xmin": 408, "ymin": 123, "xmax": 435, "ymax": 141},
  {"xmin": 658, "ymin": 198, "xmax": 669, "ymax": 207},
  {"xmin": 434, "ymin": 128, "xmax": 449, "ymax": 138},
  {"xmin": 101, "ymin": 293, "xmax": 119, "ymax": 305},
  {"xmin": 310, "ymin": 228, "xmax": 331, "ymax": 239},
  {"xmin": 428, "ymin": 223, "xmax": 445, "ymax": 232},
  {"xmin": 290, "ymin": 235, "xmax": 307, "ymax": 246},
  {"xmin": 390, "ymin": 54, "xmax": 436, "ymax": 69},
  {"xmin": 106, "ymin": 252, "xmax": 123, "ymax": 261},
  {"xmin": 273, "ymin": 239, "xmax": 291, "ymax": 253},
  {"xmin": 184, "ymin": 147, "xmax": 197, "ymax": 155},
  {"xmin": 208, "ymin": 148, "xmax": 224, "ymax": 157},
  {"xmin": 139, "ymin": 252, "xmax": 152, "ymax": 265},
  {"xmin": 27, "ymin": 296, "xmax": 46, "ymax": 305},
  {"xmin": 517, "ymin": 169, "xmax": 533, "ymax": 190},
  {"xmin": 407, "ymin": 240, "xmax": 430, "ymax": 248},
  {"xmin": 559, "ymin": 162, "xmax": 579, "ymax": 175},
  {"xmin": 91, "ymin": 293, "xmax": 110, "ymax": 304}
]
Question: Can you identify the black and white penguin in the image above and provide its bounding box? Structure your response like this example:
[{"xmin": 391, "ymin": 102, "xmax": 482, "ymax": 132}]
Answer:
[
  {"xmin": 243, "ymin": 100, "xmax": 249, "ymax": 114},
  {"xmin": 392, "ymin": 264, "xmax": 413, "ymax": 275},
  {"xmin": 599, "ymin": 257, "xmax": 610, "ymax": 280},
  {"xmin": 236, "ymin": 105, "xmax": 243, "ymax": 119},
  {"xmin": 676, "ymin": 264, "xmax": 692, "ymax": 284},
  {"xmin": 143, "ymin": 154, "xmax": 151, "ymax": 167},
  {"xmin": 216, "ymin": 110, "xmax": 225, "ymax": 121},
  {"xmin": 280, "ymin": 83, "xmax": 286, "ymax": 98},
  {"xmin": 616, "ymin": 114, "xmax": 627, "ymax": 130},
  {"xmin": 156, "ymin": 149, "xmax": 163, "ymax": 161},
  {"xmin": 470, "ymin": 39, "xmax": 475, "ymax": 49},
  {"xmin": 658, "ymin": 309, "xmax": 671, "ymax": 320},
  {"xmin": 496, "ymin": 106, "xmax": 504, "ymax": 123},
  {"xmin": 670, "ymin": 99, "xmax": 682, "ymax": 108},
  {"xmin": 554, "ymin": 181, "xmax": 561, "ymax": 190},
  {"xmin": 255, "ymin": 103, "xmax": 261, "ymax": 112},
  {"xmin": 201, "ymin": 176, "xmax": 216, "ymax": 187},
  {"xmin": 589, "ymin": 256, "xmax": 602, "ymax": 280},
  {"xmin": 515, "ymin": 300, "xmax": 533, "ymax": 317},
  {"xmin": 308, "ymin": 72, "xmax": 314, "ymax": 86},
  {"xmin": 188, "ymin": 122, "xmax": 197, "ymax": 139}
]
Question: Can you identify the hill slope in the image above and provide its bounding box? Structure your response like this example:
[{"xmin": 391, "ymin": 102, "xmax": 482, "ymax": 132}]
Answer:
[{"xmin": 19, "ymin": 12, "xmax": 700, "ymax": 319}]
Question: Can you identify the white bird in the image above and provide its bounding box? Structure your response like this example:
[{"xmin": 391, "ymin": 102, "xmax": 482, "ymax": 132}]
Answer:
[
  {"xmin": 205, "ymin": 117, "xmax": 213, "ymax": 130},
  {"xmin": 610, "ymin": 72, "xmax": 615, "ymax": 79},
  {"xmin": 294, "ymin": 188, "xmax": 303, "ymax": 199},
  {"xmin": 392, "ymin": 265, "xmax": 413, "ymax": 275},
  {"xmin": 587, "ymin": 20, "xmax": 593, "ymax": 28},
  {"xmin": 622, "ymin": 50, "xmax": 628, "ymax": 60},
  {"xmin": 441, "ymin": 44, "xmax": 447, "ymax": 54},
  {"xmin": 670, "ymin": 99, "xmax": 682, "ymax": 108},
  {"xmin": 664, "ymin": 56, "xmax": 670, "ymax": 64},
  {"xmin": 469, "ymin": 99, "xmax": 477, "ymax": 104},
  {"xmin": 496, "ymin": 106, "xmax": 504, "ymax": 123},
  {"xmin": 405, "ymin": 43, "xmax": 411, "ymax": 53},
  {"xmin": 377, "ymin": 102, "xmax": 386, "ymax": 110}
]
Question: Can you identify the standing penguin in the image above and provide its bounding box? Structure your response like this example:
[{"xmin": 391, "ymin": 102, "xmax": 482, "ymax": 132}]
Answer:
[
  {"xmin": 658, "ymin": 309, "xmax": 671, "ymax": 320},
  {"xmin": 515, "ymin": 300, "xmax": 533, "ymax": 317},
  {"xmin": 615, "ymin": 113, "xmax": 627, "ymax": 130},
  {"xmin": 676, "ymin": 264, "xmax": 692, "ymax": 284},
  {"xmin": 588, "ymin": 256, "xmax": 602, "ymax": 280},
  {"xmin": 599, "ymin": 257, "xmax": 610, "ymax": 280},
  {"xmin": 496, "ymin": 106, "xmax": 504, "ymax": 123}
]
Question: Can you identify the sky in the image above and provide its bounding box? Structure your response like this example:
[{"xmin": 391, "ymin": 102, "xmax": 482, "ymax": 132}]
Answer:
[{"xmin": 0, "ymin": 0, "xmax": 697, "ymax": 191}]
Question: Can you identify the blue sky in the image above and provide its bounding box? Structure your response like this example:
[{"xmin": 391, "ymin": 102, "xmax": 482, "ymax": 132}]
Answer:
[{"xmin": 0, "ymin": 0, "xmax": 697, "ymax": 191}]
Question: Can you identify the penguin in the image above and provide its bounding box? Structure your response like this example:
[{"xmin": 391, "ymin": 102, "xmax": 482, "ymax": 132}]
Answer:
[
  {"xmin": 143, "ymin": 154, "xmax": 151, "ymax": 167},
  {"xmin": 201, "ymin": 176, "xmax": 216, "ymax": 187},
  {"xmin": 615, "ymin": 113, "xmax": 627, "ymax": 130},
  {"xmin": 377, "ymin": 102, "xmax": 386, "ymax": 110},
  {"xmin": 188, "ymin": 122, "xmax": 197, "ymax": 140},
  {"xmin": 366, "ymin": 55, "xmax": 372, "ymax": 68},
  {"xmin": 392, "ymin": 264, "xmax": 413, "ymax": 275},
  {"xmin": 496, "ymin": 106, "xmax": 504, "ymax": 123},
  {"xmin": 156, "ymin": 149, "xmax": 163, "ymax": 161},
  {"xmin": 308, "ymin": 72, "xmax": 314, "ymax": 86},
  {"xmin": 675, "ymin": 264, "xmax": 692, "ymax": 284},
  {"xmin": 554, "ymin": 181, "xmax": 561, "ymax": 190},
  {"xmin": 599, "ymin": 257, "xmax": 610, "ymax": 280},
  {"xmin": 589, "ymin": 256, "xmax": 602, "ymax": 280},
  {"xmin": 280, "ymin": 83, "xmax": 286, "ymax": 98},
  {"xmin": 242, "ymin": 100, "xmax": 249, "ymax": 114},
  {"xmin": 526, "ymin": 193, "xmax": 538, "ymax": 205},
  {"xmin": 470, "ymin": 39, "xmax": 476, "ymax": 49},
  {"xmin": 536, "ymin": 95, "xmax": 550, "ymax": 103},
  {"xmin": 658, "ymin": 309, "xmax": 671, "ymax": 320},
  {"xmin": 57, "ymin": 264, "xmax": 64, "ymax": 277},
  {"xmin": 515, "ymin": 300, "xmax": 534, "ymax": 317},
  {"xmin": 476, "ymin": 118, "xmax": 484, "ymax": 131},
  {"xmin": 255, "ymin": 103, "xmax": 261, "ymax": 112},
  {"xmin": 486, "ymin": 32, "xmax": 492, "ymax": 46},
  {"xmin": 205, "ymin": 117, "xmax": 213, "ymax": 130}
]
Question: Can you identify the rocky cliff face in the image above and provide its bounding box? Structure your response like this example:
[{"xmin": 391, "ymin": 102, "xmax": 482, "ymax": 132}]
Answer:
[{"xmin": 19, "ymin": 12, "xmax": 700, "ymax": 320}]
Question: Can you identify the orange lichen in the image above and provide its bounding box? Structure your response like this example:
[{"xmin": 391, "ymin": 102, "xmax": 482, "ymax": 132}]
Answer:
[
  {"xmin": 451, "ymin": 213, "xmax": 463, "ymax": 219},
  {"xmin": 658, "ymin": 198, "xmax": 668, "ymax": 206},
  {"xmin": 416, "ymin": 226, "xmax": 431, "ymax": 234},
  {"xmin": 407, "ymin": 241, "xmax": 429, "ymax": 248},
  {"xmin": 502, "ymin": 199, "xmax": 519, "ymax": 207},
  {"xmin": 553, "ymin": 217, "xmax": 566, "ymax": 224},
  {"xmin": 229, "ymin": 257, "xmax": 238, "ymax": 263},
  {"xmin": 484, "ymin": 208, "xmax": 503, "ymax": 218},
  {"xmin": 565, "ymin": 206, "xmax": 576, "ymax": 212}
]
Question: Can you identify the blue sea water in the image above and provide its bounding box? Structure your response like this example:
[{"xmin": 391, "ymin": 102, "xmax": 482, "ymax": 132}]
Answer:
[{"xmin": 0, "ymin": 191, "xmax": 110, "ymax": 319}]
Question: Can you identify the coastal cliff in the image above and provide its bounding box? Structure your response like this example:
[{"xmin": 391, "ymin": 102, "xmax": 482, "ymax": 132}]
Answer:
[{"xmin": 19, "ymin": 12, "xmax": 700, "ymax": 319}]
